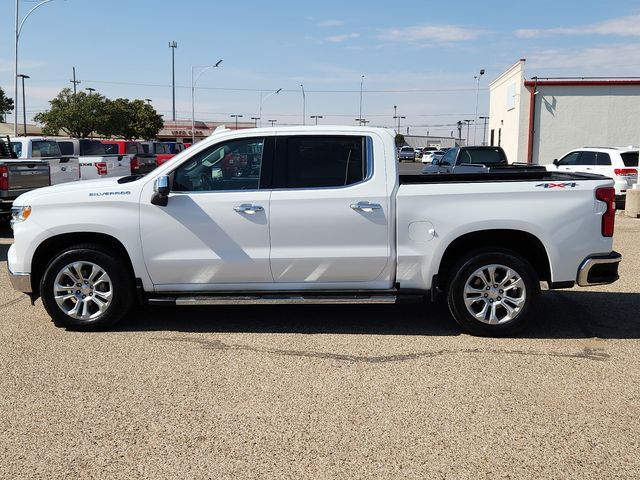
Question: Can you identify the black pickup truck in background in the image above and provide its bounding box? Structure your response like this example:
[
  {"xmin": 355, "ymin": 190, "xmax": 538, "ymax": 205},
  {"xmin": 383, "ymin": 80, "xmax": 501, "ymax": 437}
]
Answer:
[
  {"xmin": 422, "ymin": 146, "xmax": 520, "ymax": 174},
  {"xmin": 0, "ymin": 136, "xmax": 50, "ymax": 223}
]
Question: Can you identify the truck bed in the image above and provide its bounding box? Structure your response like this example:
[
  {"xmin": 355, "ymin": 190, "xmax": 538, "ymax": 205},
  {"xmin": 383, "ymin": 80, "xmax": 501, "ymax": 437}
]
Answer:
[{"xmin": 400, "ymin": 169, "xmax": 608, "ymax": 184}]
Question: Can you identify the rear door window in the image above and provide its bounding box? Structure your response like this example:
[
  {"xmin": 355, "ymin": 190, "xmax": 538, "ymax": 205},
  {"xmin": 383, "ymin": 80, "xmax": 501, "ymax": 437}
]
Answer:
[
  {"xmin": 103, "ymin": 144, "xmax": 119, "ymax": 154},
  {"xmin": 57, "ymin": 141, "xmax": 74, "ymax": 156},
  {"xmin": 577, "ymin": 151, "xmax": 597, "ymax": 166},
  {"xmin": 32, "ymin": 140, "xmax": 61, "ymax": 158},
  {"xmin": 596, "ymin": 152, "xmax": 611, "ymax": 166},
  {"xmin": 79, "ymin": 140, "xmax": 106, "ymax": 156},
  {"xmin": 278, "ymin": 136, "xmax": 365, "ymax": 188},
  {"xmin": 621, "ymin": 152, "xmax": 639, "ymax": 167}
]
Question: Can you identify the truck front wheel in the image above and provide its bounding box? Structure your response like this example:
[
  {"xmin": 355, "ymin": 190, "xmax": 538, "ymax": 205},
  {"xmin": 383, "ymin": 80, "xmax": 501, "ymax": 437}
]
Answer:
[
  {"xmin": 447, "ymin": 250, "xmax": 539, "ymax": 336},
  {"xmin": 40, "ymin": 245, "xmax": 134, "ymax": 330}
]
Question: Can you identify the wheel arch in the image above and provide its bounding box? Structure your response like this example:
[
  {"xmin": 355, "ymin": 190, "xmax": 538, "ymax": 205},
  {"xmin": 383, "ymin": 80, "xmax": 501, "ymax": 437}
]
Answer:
[
  {"xmin": 437, "ymin": 229, "xmax": 551, "ymax": 289},
  {"xmin": 30, "ymin": 232, "xmax": 136, "ymax": 298}
]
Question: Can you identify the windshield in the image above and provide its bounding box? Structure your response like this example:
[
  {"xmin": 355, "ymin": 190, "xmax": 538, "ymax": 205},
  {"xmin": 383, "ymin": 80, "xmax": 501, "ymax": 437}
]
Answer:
[{"xmin": 32, "ymin": 140, "xmax": 62, "ymax": 158}]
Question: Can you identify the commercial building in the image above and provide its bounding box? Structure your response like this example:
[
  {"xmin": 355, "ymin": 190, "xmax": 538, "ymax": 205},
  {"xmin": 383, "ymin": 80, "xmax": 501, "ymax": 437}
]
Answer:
[{"xmin": 488, "ymin": 59, "xmax": 640, "ymax": 164}]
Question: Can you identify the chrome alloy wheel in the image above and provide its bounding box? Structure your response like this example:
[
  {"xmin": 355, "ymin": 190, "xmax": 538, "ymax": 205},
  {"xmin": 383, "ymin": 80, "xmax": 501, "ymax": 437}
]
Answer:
[
  {"xmin": 463, "ymin": 264, "xmax": 527, "ymax": 325},
  {"xmin": 53, "ymin": 262, "xmax": 113, "ymax": 320}
]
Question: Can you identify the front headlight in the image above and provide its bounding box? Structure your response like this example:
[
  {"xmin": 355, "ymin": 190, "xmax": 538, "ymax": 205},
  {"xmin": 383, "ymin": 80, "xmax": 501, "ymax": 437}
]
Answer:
[{"xmin": 10, "ymin": 205, "xmax": 32, "ymax": 227}]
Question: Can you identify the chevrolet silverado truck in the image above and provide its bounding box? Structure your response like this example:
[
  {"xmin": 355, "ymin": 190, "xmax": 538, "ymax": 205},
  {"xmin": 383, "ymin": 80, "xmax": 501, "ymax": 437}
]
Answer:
[{"xmin": 8, "ymin": 126, "xmax": 621, "ymax": 336}]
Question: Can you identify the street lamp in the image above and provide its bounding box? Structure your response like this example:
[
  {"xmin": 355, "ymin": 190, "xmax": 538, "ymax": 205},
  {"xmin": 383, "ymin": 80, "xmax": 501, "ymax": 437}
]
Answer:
[
  {"xmin": 230, "ymin": 114, "xmax": 243, "ymax": 129},
  {"xmin": 300, "ymin": 84, "xmax": 306, "ymax": 126},
  {"xmin": 251, "ymin": 117, "xmax": 260, "ymax": 127},
  {"xmin": 359, "ymin": 74, "xmax": 365, "ymax": 125},
  {"xmin": 169, "ymin": 40, "xmax": 178, "ymax": 121},
  {"xmin": 268, "ymin": 119, "xmax": 277, "ymax": 127},
  {"xmin": 14, "ymin": 0, "xmax": 55, "ymax": 136},
  {"xmin": 464, "ymin": 119, "xmax": 473, "ymax": 145},
  {"xmin": 473, "ymin": 68, "xmax": 485, "ymax": 145},
  {"xmin": 393, "ymin": 114, "xmax": 405, "ymax": 134},
  {"xmin": 355, "ymin": 118, "xmax": 369, "ymax": 125},
  {"xmin": 145, "ymin": 98, "xmax": 152, "ymax": 105},
  {"xmin": 17, "ymin": 74, "xmax": 29, "ymax": 136},
  {"xmin": 310, "ymin": 115, "xmax": 323, "ymax": 125},
  {"xmin": 259, "ymin": 88, "xmax": 281, "ymax": 127},
  {"xmin": 85, "ymin": 87, "xmax": 95, "ymax": 96},
  {"xmin": 479, "ymin": 116, "xmax": 490, "ymax": 145},
  {"xmin": 191, "ymin": 60, "xmax": 222, "ymax": 143}
]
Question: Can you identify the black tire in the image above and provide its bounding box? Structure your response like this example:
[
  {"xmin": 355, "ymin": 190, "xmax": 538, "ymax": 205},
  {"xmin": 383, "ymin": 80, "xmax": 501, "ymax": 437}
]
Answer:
[
  {"xmin": 446, "ymin": 249, "xmax": 540, "ymax": 337},
  {"xmin": 40, "ymin": 244, "xmax": 134, "ymax": 331}
]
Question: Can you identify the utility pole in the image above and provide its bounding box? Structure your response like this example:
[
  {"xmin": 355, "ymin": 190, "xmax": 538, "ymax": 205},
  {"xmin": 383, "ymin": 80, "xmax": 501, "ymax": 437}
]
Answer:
[
  {"xmin": 300, "ymin": 84, "xmax": 306, "ymax": 126},
  {"xmin": 473, "ymin": 68, "xmax": 485, "ymax": 145},
  {"xmin": 169, "ymin": 41, "xmax": 177, "ymax": 121},
  {"xmin": 17, "ymin": 74, "xmax": 29, "ymax": 136},
  {"xmin": 70, "ymin": 66, "xmax": 80, "ymax": 94},
  {"xmin": 457, "ymin": 120, "xmax": 462, "ymax": 141},
  {"xmin": 464, "ymin": 119, "xmax": 473, "ymax": 145},
  {"xmin": 359, "ymin": 74, "xmax": 364, "ymax": 125},
  {"xmin": 479, "ymin": 116, "xmax": 490, "ymax": 145},
  {"xmin": 393, "ymin": 105, "xmax": 397, "ymax": 133}
]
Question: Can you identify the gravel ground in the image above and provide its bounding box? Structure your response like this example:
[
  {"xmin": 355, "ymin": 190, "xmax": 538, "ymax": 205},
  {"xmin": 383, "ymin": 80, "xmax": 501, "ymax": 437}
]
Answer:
[{"xmin": 0, "ymin": 216, "xmax": 639, "ymax": 479}]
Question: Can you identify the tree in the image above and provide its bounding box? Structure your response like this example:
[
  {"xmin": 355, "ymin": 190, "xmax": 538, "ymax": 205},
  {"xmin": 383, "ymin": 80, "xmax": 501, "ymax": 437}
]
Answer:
[
  {"xmin": 34, "ymin": 88, "xmax": 109, "ymax": 138},
  {"xmin": 395, "ymin": 133, "xmax": 405, "ymax": 145},
  {"xmin": 0, "ymin": 86, "xmax": 14, "ymax": 123},
  {"xmin": 104, "ymin": 98, "xmax": 163, "ymax": 140}
]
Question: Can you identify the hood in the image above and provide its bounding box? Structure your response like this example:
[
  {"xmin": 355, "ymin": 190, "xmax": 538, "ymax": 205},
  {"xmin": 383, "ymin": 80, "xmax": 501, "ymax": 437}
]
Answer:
[{"xmin": 14, "ymin": 176, "xmax": 144, "ymax": 206}]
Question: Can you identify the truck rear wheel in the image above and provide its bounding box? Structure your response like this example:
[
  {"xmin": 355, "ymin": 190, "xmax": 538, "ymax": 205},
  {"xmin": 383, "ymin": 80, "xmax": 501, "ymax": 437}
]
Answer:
[
  {"xmin": 446, "ymin": 250, "xmax": 539, "ymax": 336},
  {"xmin": 40, "ymin": 245, "xmax": 134, "ymax": 330}
]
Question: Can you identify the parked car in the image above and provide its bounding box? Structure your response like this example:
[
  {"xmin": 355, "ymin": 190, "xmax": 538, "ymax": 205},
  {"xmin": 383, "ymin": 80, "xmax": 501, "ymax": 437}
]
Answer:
[
  {"xmin": 422, "ymin": 146, "xmax": 508, "ymax": 174},
  {"xmin": 163, "ymin": 142, "xmax": 186, "ymax": 155},
  {"xmin": 546, "ymin": 147, "xmax": 638, "ymax": 203},
  {"xmin": 56, "ymin": 138, "xmax": 131, "ymax": 180},
  {"xmin": 140, "ymin": 141, "xmax": 175, "ymax": 166},
  {"xmin": 10, "ymin": 136, "xmax": 79, "ymax": 185},
  {"xmin": 398, "ymin": 146, "xmax": 416, "ymax": 162},
  {"xmin": 421, "ymin": 150, "xmax": 446, "ymax": 164},
  {"xmin": 1, "ymin": 136, "xmax": 50, "ymax": 222},
  {"xmin": 100, "ymin": 140, "xmax": 157, "ymax": 174},
  {"xmin": 9, "ymin": 126, "xmax": 620, "ymax": 337}
]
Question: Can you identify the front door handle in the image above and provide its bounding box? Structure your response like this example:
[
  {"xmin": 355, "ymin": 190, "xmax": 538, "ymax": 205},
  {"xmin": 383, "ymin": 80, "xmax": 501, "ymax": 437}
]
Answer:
[
  {"xmin": 350, "ymin": 201, "xmax": 382, "ymax": 212},
  {"xmin": 233, "ymin": 204, "xmax": 264, "ymax": 214}
]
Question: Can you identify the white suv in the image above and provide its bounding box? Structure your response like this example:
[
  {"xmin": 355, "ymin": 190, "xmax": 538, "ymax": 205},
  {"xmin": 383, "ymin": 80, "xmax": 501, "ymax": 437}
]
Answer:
[{"xmin": 548, "ymin": 147, "xmax": 638, "ymax": 201}]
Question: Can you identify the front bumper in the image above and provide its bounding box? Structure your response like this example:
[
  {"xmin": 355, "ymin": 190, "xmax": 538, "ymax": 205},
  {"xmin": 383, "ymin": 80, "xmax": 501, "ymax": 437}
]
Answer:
[{"xmin": 577, "ymin": 251, "xmax": 622, "ymax": 287}]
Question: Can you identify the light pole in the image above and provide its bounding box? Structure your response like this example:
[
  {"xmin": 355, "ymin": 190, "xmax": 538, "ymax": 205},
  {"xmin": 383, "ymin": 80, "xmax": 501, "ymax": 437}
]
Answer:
[
  {"xmin": 479, "ymin": 116, "xmax": 489, "ymax": 145},
  {"xmin": 300, "ymin": 84, "xmax": 306, "ymax": 125},
  {"xmin": 259, "ymin": 88, "xmax": 281, "ymax": 127},
  {"xmin": 191, "ymin": 60, "xmax": 222, "ymax": 144},
  {"xmin": 473, "ymin": 68, "xmax": 485, "ymax": 145},
  {"xmin": 394, "ymin": 114, "xmax": 405, "ymax": 134},
  {"xmin": 268, "ymin": 119, "xmax": 277, "ymax": 127},
  {"xmin": 251, "ymin": 117, "xmax": 260, "ymax": 127},
  {"xmin": 310, "ymin": 115, "xmax": 323, "ymax": 125},
  {"xmin": 85, "ymin": 87, "xmax": 95, "ymax": 96},
  {"xmin": 230, "ymin": 114, "xmax": 243, "ymax": 129},
  {"xmin": 457, "ymin": 120, "xmax": 463, "ymax": 141},
  {"xmin": 14, "ymin": 0, "xmax": 55, "ymax": 136},
  {"xmin": 359, "ymin": 74, "xmax": 364, "ymax": 125},
  {"xmin": 393, "ymin": 105, "xmax": 397, "ymax": 133},
  {"xmin": 464, "ymin": 119, "xmax": 473, "ymax": 145},
  {"xmin": 355, "ymin": 118, "xmax": 369, "ymax": 126},
  {"xmin": 169, "ymin": 40, "xmax": 177, "ymax": 121},
  {"xmin": 17, "ymin": 74, "xmax": 29, "ymax": 136},
  {"xmin": 145, "ymin": 98, "xmax": 152, "ymax": 105}
]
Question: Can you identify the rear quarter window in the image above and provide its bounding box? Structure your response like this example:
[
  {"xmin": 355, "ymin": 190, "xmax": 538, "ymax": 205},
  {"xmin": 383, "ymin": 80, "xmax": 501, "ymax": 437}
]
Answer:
[
  {"xmin": 621, "ymin": 152, "xmax": 639, "ymax": 167},
  {"xmin": 57, "ymin": 141, "xmax": 74, "ymax": 156}
]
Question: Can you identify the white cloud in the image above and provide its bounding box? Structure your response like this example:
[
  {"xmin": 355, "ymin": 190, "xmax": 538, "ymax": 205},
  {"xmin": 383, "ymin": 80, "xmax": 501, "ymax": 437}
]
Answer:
[
  {"xmin": 379, "ymin": 25, "xmax": 486, "ymax": 43},
  {"xmin": 326, "ymin": 33, "xmax": 360, "ymax": 43},
  {"xmin": 317, "ymin": 20, "xmax": 345, "ymax": 28},
  {"xmin": 515, "ymin": 14, "xmax": 640, "ymax": 38},
  {"xmin": 527, "ymin": 43, "xmax": 640, "ymax": 74}
]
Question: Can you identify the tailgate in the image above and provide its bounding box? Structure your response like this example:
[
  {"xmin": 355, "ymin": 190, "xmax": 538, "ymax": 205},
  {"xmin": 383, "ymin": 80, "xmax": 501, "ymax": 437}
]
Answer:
[{"xmin": 6, "ymin": 161, "xmax": 50, "ymax": 190}]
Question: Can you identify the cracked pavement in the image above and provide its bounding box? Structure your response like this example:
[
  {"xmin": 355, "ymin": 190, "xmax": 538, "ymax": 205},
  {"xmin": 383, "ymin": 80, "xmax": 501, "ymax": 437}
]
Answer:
[{"xmin": 0, "ymin": 215, "xmax": 639, "ymax": 479}]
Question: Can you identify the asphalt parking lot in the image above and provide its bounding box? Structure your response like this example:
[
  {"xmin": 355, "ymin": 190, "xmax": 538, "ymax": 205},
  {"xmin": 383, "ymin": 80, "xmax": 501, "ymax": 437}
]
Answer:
[{"xmin": 1, "ymin": 211, "xmax": 639, "ymax": 479}]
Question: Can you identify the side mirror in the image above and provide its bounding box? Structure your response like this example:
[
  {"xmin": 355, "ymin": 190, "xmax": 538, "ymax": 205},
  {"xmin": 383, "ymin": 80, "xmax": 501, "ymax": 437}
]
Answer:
[
  {"xmin": 151, "ymin": 175, "xmax": 170, "ymax": 206},
  {"xmin": 552, "ymin": 159, "xmax": 559, "ymax": 166}
]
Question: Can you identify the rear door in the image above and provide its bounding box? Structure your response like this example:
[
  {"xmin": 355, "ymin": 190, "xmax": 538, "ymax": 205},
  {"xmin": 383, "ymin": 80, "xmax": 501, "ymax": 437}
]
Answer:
[{"xmin": 268, "ymin": 134, "xmax": 391, "ymax": 287}]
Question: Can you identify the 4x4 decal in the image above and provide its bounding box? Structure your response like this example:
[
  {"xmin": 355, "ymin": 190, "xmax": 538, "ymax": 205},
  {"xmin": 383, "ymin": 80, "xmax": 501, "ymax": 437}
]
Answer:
[{"xmin": 536, "ymin": 182, "xmax": 578, "ymax": 189}]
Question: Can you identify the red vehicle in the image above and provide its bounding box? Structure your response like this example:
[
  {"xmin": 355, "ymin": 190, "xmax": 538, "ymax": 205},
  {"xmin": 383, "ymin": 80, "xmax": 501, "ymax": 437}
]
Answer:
[
  {"xmin": 140, "ymin": 141, "xmax": 175, "ymax": 166},
  {"xmin": 100, "ymin": 140, "xmax": 157, "ymax": 174}
]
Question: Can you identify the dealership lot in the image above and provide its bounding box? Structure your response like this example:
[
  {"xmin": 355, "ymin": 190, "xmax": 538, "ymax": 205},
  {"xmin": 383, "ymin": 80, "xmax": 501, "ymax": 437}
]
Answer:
[{"xmin": 0, "ymin": 217, "xmax": 639, "ymax": 479}]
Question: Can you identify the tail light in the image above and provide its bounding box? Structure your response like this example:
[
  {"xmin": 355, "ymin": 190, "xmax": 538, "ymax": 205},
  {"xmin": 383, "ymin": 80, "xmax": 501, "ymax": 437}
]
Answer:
[
  {"xmin": 130, "ymin": 156, "xmax": 140, "ymax": 173},
  {"xmin": 614, "ymin": 168, "xmax": 637, "ymax": 176},
  {"xmin": 595, "ymin": 187, "xmax": 616, "ymax": 237},
  {"xmin": 95, "ymin": 162, "xmax": 107, "ymax": 175},
  {"xmin": 0, "ymin": 165, "xmax": 8, "ymax": 190}
]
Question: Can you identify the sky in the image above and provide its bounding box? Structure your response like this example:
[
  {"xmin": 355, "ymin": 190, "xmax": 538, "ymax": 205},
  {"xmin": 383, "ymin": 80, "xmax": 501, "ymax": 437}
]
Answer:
[{"xmin": 2, "ymin": 0, "xmax": 640, "ymax": 137}]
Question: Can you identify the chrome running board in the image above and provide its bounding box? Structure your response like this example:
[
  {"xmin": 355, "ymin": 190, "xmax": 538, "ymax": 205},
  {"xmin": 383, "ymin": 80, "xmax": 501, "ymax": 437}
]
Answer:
[{"xmin": 149, "ymin": 294, "xmax": 399, "ymax": 306}]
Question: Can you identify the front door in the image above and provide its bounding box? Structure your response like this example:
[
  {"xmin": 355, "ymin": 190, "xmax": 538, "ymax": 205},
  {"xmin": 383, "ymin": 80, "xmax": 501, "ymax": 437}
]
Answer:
[
  {"xmin": 269, "ymin": 134, "xmax": 392, "ymax": 288},
  {"xmin": 140, "ymin": 136, "xmax": 274, "ymax": 290}
]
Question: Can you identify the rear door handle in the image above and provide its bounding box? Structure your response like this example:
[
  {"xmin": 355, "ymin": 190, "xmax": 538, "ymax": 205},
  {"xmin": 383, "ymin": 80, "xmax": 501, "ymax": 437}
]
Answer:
[
  {"xmin": 233, "ymin": 203, "xmax": 264, "ymax": 214},
  {"xmin": 350, "ymin": 201, "xmax": 382, "ymax": 212}
]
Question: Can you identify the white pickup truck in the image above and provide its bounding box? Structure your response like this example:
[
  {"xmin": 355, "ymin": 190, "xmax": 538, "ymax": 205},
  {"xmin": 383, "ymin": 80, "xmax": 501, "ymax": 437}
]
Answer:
[
  {"xmin": 10, "ymin": 136, "xmax": 80, "ymax": 185},
  {"xmin": 56, "ymin": 138, "xmax": 131, "ymax": 180},
  {"xmin": 8, "ymin": 126, "xmax": 621, "ymax": 336}
]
